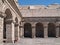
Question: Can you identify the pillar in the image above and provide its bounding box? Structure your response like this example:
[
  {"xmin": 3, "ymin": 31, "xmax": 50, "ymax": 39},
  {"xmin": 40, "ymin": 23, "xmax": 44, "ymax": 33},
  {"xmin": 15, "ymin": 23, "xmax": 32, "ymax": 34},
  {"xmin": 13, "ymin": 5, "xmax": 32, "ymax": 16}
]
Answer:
[
  {"xmin": 44, "ymin": 23, "xmax": 48, "ymax": 38},
  {"xmin": 56, "ymin": 22, "xmax": 60, "ymax": 38},
  {"xmin": 14, "ymin": 23, "xmax": 20, "ymax": 42},
  {"xmin": 19, "ymin": 25, "xmax": 21, "ymax": 38},
  {"xmin": 0, "ymin": 12, "xmax": 6, "ymax": 43},
  {"xmin": 6, "ymin": 20, "xmax": 15, "ymax": 43},
  {"xmin": 19, "ymin": 22, "xmax": 24, "ymax": 38},
  {"xmin": 19, "ymin": 26, "xmax": 24, "ymax": 38},
  {"xmin": 18, "ymin": 25, "xmax": 20, "ymax": 40},
  {"xmin": 32, "ymin": 23, "xmax": 36, "ymax": 38},
  {"xmin": 19, "ymin": 22, "xmax": 21, "ymax": 38},
  {"xmin": 0, "ymin": 17, "xmax": 4, "ymax": 43}
]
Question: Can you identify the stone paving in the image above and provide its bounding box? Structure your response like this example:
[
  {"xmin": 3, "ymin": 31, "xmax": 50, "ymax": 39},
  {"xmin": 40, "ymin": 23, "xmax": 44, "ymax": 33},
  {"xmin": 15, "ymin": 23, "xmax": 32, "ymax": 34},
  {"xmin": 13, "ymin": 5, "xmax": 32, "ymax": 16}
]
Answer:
[
  {"xmin": 1, "ymin": 38, "xmax": 60, "ymax": 45},
  {"xmin": 16, "ymin": 38, "xmax": 60, "ymax": 45}
]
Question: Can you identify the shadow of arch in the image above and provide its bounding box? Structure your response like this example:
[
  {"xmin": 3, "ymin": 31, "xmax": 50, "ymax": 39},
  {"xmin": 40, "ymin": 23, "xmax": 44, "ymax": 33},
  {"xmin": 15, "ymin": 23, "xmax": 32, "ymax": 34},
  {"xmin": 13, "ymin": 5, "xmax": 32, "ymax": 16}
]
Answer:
[
  {"xmin": 48, "ymin": 23, "xmax": 56, "ymax": 37},
  {"xmin": 24, "ymin": 23, "xmax": 32, "ymax": 38},
  {"xmin": 36, "ymin": 23, "xmax": 44, "ymax": 38}
]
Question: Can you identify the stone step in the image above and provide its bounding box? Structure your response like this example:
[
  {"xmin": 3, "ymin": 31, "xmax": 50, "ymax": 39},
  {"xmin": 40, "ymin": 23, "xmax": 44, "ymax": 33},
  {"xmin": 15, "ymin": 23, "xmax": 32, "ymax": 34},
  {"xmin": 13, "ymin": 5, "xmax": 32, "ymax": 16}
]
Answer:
[{"xmin": 17, "ymin": 38, "xmax": 60, "ymax": 45}]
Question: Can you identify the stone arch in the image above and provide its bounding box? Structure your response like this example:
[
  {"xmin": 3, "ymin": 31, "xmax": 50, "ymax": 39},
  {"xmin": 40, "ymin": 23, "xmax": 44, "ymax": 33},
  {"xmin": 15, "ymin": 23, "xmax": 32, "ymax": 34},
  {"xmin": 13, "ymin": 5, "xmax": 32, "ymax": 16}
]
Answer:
[
  {"xmin": 48, "ymin": 23, "xmax": 56, "ymax": 37},
  {"xmin": 36, "ymin": 23, "xmax": 44, "ymax": 38},
  {"xmin": 3, "ymin": 9, "xmax": 12, "ymax": 42},
  {"xmin": 5, "ymin": 9, "xmax": 12, "ymax": 20},
  {"xmin": 24, "ymin": 23, "xmax": 32, "ymax": 38}
]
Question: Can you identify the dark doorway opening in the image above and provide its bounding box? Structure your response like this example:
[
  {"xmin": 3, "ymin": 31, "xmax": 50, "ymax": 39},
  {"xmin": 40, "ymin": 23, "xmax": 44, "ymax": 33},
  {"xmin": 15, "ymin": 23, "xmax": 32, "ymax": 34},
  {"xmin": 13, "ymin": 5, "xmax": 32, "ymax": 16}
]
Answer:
[
  {"xmin": 24, "ymin": 23, "xmax": 32, "ymax": 38},
  {"xmin": 48, "ymin": 23, "xmax": 56, "ymax": 37},
  {"xmin": 36, "ymin": 23, "xmax": 44, "ymax": 38},
  {"xmin": 3, "ymin": 18, "xmax": 6, "ymax": 39}
]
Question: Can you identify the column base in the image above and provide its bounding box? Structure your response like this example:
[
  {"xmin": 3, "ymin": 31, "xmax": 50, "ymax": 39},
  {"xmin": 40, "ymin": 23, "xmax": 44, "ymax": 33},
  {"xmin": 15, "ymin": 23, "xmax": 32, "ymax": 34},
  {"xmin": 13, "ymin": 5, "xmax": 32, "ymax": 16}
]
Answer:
[{"xmin": 6, "ymin": 40, "xmax": 14, "ymax": 43}]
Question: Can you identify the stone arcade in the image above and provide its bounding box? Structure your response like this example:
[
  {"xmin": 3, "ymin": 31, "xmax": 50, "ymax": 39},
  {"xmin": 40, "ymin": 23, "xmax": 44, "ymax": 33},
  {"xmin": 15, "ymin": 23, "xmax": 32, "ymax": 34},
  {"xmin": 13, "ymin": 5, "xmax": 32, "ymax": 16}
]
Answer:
[
  {"xmin": 0, "ymin": 0, "xmax": 60, "ymax": 44},
  {"xmin": 0, "ymin": 0, "xmax": 22, "ymax": 43}
]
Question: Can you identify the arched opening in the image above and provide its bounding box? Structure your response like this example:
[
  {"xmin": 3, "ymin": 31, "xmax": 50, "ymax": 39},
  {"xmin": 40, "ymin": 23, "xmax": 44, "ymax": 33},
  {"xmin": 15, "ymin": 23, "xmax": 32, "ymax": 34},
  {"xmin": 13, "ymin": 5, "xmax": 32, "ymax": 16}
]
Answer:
[
  {"xmin": 24, "ymin": 23, "xmax": 32, "ymax": 38},
  {"xmin": 36, "ymin": 23, "xmax": 44, "ymax": 38},
  {"xmin": 48, "ymin": 23, "xmax": 56, "ymax": 37},
  {"xmin": 3, "ymin": 9, "xmax": 12, "ymax": 42}
]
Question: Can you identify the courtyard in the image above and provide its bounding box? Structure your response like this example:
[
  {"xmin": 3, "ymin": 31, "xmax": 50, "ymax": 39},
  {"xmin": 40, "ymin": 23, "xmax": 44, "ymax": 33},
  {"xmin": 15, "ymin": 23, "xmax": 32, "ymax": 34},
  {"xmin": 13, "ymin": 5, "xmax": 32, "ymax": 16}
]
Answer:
[
  {"xmin": 2, "ymin": 38, "xmax": 60, "ymax": 45},
  {"xmin": 1, "ymin": 0, "xmax": 60, "ymax": 45}
]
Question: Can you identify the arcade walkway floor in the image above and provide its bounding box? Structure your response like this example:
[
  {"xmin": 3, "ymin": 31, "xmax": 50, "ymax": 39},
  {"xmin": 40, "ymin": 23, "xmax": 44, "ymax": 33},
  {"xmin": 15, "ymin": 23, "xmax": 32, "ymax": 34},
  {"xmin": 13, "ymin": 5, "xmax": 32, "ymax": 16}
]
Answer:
[{"xmin": 2, "ymin": 38, "xmax": 60, "ymax": 45}]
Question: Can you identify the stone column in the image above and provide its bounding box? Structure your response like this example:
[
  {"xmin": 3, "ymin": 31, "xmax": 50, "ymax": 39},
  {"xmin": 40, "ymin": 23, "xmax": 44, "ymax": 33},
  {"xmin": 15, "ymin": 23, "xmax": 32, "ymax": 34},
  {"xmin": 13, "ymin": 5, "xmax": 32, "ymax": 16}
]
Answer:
[
  {"xmin": 6, "ymin": 20, "xmax": 15, "ymax": 43},
  {"xmin": 19, "ymin": 22, "xmax": 24, "ymax": 38},
  {"xmin": 32, "ymin": 23, "xmax": 36, "ymax": 38},
  {"xmin": 19, "ymin": 26, "xmax": 21, "ymax": 38},
  {"xmin": 18, "ymin": 24, "xmax": 20, "ymax": 40},
  {"xmin": 20, "ymin": 27, "xmax": 24, "ymax": 38},
  {"xmin": 0, "ymin": 12, "xmax": 6, "ymax": 43},
  {"xmin": 14, "ymin": 23, "xmax": 20, "ymax": 42},
  {"xmin": 56, "ymin": 22, "xmax": 60, "ymax": 38},
  {"xmin": 19, "ymin": 26, "xmax": 24, "ymax": 38},
  {"xmin": 0, "ymin": 17, "xmax": 4, "ymax": 43},
  {"xmin": 44, "ymin": 23, "xmax": 48, "ymax": 38},
  {"xmin": 19, "ymin": 22, "xmax": 21, "ymax": 38}
]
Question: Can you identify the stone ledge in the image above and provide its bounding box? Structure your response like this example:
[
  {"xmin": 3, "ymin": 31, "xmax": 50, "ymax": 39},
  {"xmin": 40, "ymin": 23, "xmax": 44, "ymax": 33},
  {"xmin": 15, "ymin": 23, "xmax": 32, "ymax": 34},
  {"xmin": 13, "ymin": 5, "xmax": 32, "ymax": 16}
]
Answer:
[{"xmin": 0, "ymin": 12, "xmax": 6, "ymax": 18}]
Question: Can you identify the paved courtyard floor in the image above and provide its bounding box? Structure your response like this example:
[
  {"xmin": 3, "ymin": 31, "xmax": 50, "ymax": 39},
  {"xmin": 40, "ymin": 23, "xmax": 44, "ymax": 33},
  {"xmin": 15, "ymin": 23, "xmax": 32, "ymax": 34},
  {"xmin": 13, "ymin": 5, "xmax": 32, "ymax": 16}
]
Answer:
[{"xmin": 1, "ymin": 38, "xmax": 60, "ymax": 45}]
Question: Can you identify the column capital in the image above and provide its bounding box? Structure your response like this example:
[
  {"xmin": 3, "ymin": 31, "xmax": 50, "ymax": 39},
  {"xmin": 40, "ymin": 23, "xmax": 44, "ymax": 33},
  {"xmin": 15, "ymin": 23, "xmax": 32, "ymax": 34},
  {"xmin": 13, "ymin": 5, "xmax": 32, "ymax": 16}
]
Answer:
[
  {"xmin": 5, "ymin": 19, "xmax": 15, "ymax": 24},
  {"xmin": 15, "ymin": 23, "xmax": 20, "ymax": 26},
  {"xmin": 31, "ymin": 23, "xmax": 36, "ymax": 28},
  {"xmin": 5, "ymin": 19, "xmax": 13, "ymax": 23},
  {"xmin": 55, "ymin": 22, "xmax": 60, "ymax": 27},
  {"xmin": 32, "ymin": 25, "xmax": 35, "ymax": 28},
  {"xmin": 43, "ymin": 22, "xmax": 49, "ymax": 28}
]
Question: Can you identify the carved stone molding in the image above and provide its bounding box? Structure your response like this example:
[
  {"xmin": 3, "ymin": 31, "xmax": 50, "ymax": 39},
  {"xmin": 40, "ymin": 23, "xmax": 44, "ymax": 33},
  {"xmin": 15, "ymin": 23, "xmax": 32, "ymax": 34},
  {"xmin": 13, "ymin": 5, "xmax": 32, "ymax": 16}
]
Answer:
[{"xmin": 0, "ymin": 12, "xmax": 6, "ymax": 18}]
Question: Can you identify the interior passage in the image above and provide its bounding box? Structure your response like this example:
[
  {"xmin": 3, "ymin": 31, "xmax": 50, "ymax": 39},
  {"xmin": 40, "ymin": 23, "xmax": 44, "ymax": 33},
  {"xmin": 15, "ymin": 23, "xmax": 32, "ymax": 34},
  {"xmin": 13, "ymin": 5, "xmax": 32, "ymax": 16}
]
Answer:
[{"xmin": 24, "ymin": 23, "xmax": 32, "ymax": 38}]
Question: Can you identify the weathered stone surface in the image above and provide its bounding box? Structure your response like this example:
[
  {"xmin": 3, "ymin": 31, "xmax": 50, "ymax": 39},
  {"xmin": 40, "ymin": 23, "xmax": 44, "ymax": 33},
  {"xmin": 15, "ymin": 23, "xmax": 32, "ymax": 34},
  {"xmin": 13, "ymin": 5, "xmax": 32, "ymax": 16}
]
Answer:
[
  {"xmin": 0, "ymin": 17, "xmax": 3, "ymax": 43},
  {"xmin": 0, "ymin": 0, "xmax": 21, "ymax": 43},
  {"xmin": 1, "ymin": 0, "xmax": 60, "ymax": 44}
]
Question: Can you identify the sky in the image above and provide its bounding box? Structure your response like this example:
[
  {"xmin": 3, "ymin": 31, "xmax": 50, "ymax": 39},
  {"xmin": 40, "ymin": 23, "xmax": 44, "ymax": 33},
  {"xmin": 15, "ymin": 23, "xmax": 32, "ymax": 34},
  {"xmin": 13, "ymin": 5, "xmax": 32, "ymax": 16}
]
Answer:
[{"xmin": 18, "ymin": 0, "xmax": 60, "ymax": 6}]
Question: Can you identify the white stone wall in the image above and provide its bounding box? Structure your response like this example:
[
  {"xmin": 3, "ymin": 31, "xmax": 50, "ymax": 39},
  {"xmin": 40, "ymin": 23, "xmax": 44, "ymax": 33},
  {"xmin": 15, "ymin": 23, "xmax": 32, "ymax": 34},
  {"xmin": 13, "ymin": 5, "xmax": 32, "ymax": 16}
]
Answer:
[
  {"xmin": 0, "ymin": 0, "xmax": 22, "ymax": 43},
  {"xmin": 20, "ymin": 4, "xmax": 60, "ymax": 17},
  {"xmin": 0, "ymin": 17, "xmax": 3, "ymax": 43}
]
